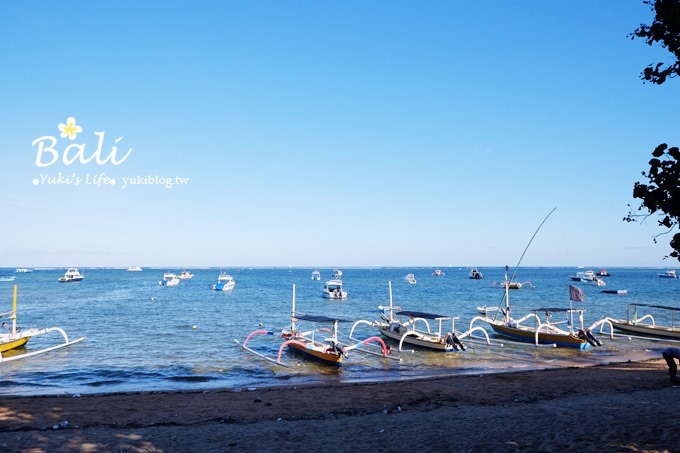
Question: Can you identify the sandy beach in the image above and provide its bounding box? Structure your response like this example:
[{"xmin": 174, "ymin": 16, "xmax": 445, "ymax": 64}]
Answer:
[{"xmin": 0, "ymin": 358, "xmax": 677, "ymax": 452}]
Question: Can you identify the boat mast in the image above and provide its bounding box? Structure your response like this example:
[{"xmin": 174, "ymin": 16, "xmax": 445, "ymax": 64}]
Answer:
[
  {"xmin": 388, "ymin": 280, "xmax": 395, "ymax": 322},
  {"xmin": 291, "ymin": 284, "xmax": 296, "ymax": 333},
  {"xmin": 11, "ymin": 284, "xmax": 17, "ymax": 337},
  {"xmin": 504, "ymin": 266, "xmax": 510, "ymax": 323}
]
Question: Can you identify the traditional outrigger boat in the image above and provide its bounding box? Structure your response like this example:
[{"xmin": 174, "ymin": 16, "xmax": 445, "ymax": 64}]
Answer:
[
  {"xmin": 492, "ymin": 280, "xmax": 532, "ymax": 290},
  {"xmin": 349, "ymin": 281, "xmax": 492, "ymax": 352},
  {"xmin": 472, "ymin": 277, "xmax": 613, "ymax": 349},
  {"xmin": 606, "ymin": 303, "xmax": 680, "ymax": 340},
  {"xmin": 471, "ymin": 209, "xmax": 613, "ymax": 349},
  {"xmin": 1, "ymin": 285, "xmax": 85, "ymax": 363},
  {"xmin": 235, "ymin": 285, "xmax": 394, "ymax": 367}
]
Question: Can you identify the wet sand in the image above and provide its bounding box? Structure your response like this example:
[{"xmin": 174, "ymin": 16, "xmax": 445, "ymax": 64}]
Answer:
[{"xmin": 0, "ymin": 358, "xmax": 677, "ymax": 452}]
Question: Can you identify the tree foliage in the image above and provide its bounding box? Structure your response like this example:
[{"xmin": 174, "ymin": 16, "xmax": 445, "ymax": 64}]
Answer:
[
  {"xmin": 626, "ymin": 0, "xmax": 680, "ymax": 261},
  {"xmin": 631, "ymin": 0, "xmax": 680, "ymax": 84},
  {"xmin": 625, "ymin": 144, "xmax": 680, "ymax": 260}
]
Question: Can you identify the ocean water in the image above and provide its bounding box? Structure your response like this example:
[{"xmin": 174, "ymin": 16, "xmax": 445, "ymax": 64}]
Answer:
[{"xmin": 0, "ymin": 267, "xmax": 678, "ymax": 396}]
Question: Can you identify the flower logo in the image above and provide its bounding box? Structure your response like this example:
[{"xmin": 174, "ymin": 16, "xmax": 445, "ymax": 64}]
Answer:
[{"xmin": 58, "ymin": 117, "xmax": 82, "ymax": 140}]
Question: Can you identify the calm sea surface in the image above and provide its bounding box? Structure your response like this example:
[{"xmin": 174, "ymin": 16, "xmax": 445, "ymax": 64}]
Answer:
[{"xmin": 0, "ymin": 267, "xmax": 678, "ymax": 396}]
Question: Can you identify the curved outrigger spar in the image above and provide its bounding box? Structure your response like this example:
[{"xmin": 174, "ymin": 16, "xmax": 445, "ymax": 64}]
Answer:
[
  {"xmin": 0, "ymin": 285, "xmax": 85, "ymax": 363},
  {"xmin": 349, "ymin": 281, "xmax": 493, "ymax": 353},
  {"xmin": 235, "ymin": 284, "xmax": 397, "ymax": 367}
]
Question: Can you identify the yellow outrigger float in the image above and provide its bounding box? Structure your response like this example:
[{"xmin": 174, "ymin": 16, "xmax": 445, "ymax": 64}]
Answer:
[{"xmin": 0, "ymin": 285, "xmax": 85, "ymax": 363}]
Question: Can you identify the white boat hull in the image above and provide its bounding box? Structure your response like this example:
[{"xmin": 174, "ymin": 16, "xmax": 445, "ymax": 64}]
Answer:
[{"xmin": 610, "ymin": 320, "xmax": 680, "ymax": 339}]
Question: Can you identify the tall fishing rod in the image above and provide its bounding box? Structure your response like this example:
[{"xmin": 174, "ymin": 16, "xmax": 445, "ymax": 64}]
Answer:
[
  {"xmin": 508, "ymin": 207, "xmax": 557, "ymax": 284},
  {"xmin": 494, "ymin": 207, "xmax": 557, "ymax": 319}
]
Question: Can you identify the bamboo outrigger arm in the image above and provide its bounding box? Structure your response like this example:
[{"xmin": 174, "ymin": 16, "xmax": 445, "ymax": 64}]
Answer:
[{"xmin": 0, "ymin": 327, "xmax": 85, "ymax": 363}]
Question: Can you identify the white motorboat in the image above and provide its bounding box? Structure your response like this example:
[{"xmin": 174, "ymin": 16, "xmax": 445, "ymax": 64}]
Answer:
[
  {"xmin": 332, "ymin": 269, "xmax": 343, "ymax": 279},
  {"xmin": 159, "ymin": 273, "xmax": 180, "ymax": 286},
  {"xmin": 14, "ymin": 268, "xmax": 32, "ymax": 273},
  {"xmin": 405, "ymin": 273, "xmax": 417, "ymax": 285},
  {"xmin": 569, "ymin": 270, "xmax": 606, "ymax": 286},
  {"xmin": 126, "ymin": 266, "xmax": 143, "ymax": 272},
  {"xmin": 659, "ymin": 270, "xmax": 679, "ymax": 279},
  {"xmin": 322, "ymin": 279, "xmax": 347, "ymax": 300},
  {"xmin": 58, "ymin": 268, "xmax": 84, "ymax": 283},
  {"xmin": 311, "ymin": 270, "xmax": 321, "ymax": 281},
  {"xmin": 179, "ymin": 270, "xmax": 194, "ymax": 279},
  {"xmin": 469, "ymin": 268, "xmax": 483, "ymax": 280},
  {"xmin": 212, "ymin": 273, "xmax": 235, "ymax": 291}
]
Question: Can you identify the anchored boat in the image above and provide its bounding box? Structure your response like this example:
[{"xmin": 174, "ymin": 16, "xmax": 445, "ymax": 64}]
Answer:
[
  {"xmin": 658, "ymin": 270, "xmax": 679, "ymax": 279},
  {"xmin": 607, "ymin": 303, "xmax": 680, "ymax": 339},
  {"xmin": 58, "ymin": 268, "xmax": 84, "ymax": 283},
  {"xmin": 349, "ymin": 281, "xmax": 492, "ymax": 352},
  {"xmin": 159, "ymin": 272, "xmax": 180, "ymax": 286},
  {"xmin": 0, "ymin": 285, "xmax": 85, "ymax": 363},
  {"xmin": 469, "ymin": 268, "xmax": 483, "ymax": 280},
  {"xmin": 474, "ymin": 277, "xmax": 612, "ymax": 349},
  {"xmin": 236, "ymin": 285, "xmax": 393, "ymax": 367},
  {"xmin": 322, "ymin": 279, "xmax": 347, "ymax": 300},
  {"xmin": 212, "ymin": 272, "xmax": 235, "ymax": 291}
]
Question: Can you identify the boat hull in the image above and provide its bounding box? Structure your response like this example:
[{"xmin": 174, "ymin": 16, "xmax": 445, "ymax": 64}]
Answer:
[
  {"xmin": 610, "ymin": 320, "xmax": 680, "ymax": 339},
  {"xmin": 490, "ymin": 323, "xmax": 589, "ymax": 349},
  {"xmin": 322, "ymin": 291, "xmax": 347, "ymax": 300},
  {"xmin": 213, "ymin": 282, "xmax": 235, "ymax": 291},
  {"xmin": 0, "ymin": 336, "xmax": 30, "ymax": 353},
  {"xmin": 287, "ymin": 342, "xmax": 343, "ymax": 366},
  {"xmin": 378, "ymin": 327, "xmax": 451, "ymax": 352},
  {"xmin": 58, "ymin": 277, "xmax": 83, "ymax": 283}
]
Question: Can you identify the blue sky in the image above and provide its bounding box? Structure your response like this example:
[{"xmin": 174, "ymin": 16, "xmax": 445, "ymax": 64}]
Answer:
[{"xmin": 1, "ymin": 1, "xmax": 679, "ymax": 268}]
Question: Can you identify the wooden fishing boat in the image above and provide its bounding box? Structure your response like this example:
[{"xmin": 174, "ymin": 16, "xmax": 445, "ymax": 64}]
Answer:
[
  {"xmin": 349, "ymin": 281, "xmax": 492, "ymax": 352},
  {"xmin": 493, "ymin": 280, "xmax": 532, "ymax": 289},
  {"xmin": 473, "ymin": 273, "xmax": 613, "ymax": 349},
  {"xmin": 236, "ymin": 285, "xmax": 393, "ymax": 367},
  {"xmin": 1, "ymin": 285, "xmax": 85, "ymax": 363},
  {"xmin": 607, "ymin": 303, "xmax": 680, "ymax": 339}
]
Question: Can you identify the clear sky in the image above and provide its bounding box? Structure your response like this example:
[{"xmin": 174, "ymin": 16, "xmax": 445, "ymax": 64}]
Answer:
[{"xmin": 1, "ymin": 1, "xmax": 679, "ymax": 268}]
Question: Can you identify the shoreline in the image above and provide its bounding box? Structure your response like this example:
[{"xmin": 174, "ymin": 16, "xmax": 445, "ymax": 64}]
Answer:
[{"xmin": 1, "ymin": 358, "xmax": 678, "ymax": 452}]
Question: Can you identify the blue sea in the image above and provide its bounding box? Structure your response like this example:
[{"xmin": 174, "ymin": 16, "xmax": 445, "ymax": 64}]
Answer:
[{"xmin": 0, "ymin": 267, "xmax": 678, "ymax": 396}]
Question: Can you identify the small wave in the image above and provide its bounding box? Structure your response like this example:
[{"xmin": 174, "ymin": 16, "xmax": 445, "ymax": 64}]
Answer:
[
  {"xmin": 86, "ymin": 379, "xmax": 126, "ymax": 387},
  {"xmin": 167, "ymin": 375, "xmax": 216, "ymax": 383}
]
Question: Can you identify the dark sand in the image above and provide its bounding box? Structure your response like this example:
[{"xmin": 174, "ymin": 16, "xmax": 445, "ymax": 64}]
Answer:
[{"xmin": 0, "ymin": 359, "xmax": 677, "ymax": 452}]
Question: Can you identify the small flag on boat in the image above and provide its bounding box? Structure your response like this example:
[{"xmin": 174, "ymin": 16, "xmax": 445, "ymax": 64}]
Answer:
[{"xmin": 569, "ymin": 285, "xmax": 585, "ymax": 302}]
